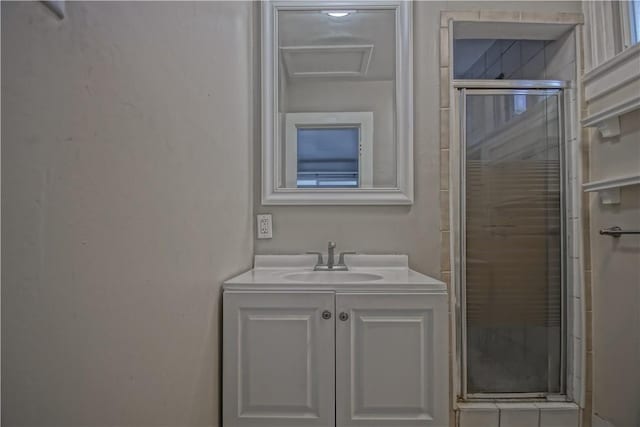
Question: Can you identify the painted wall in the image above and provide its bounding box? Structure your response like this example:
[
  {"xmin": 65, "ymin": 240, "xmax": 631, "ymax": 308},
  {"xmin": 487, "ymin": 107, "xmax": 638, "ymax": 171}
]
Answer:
[
  {"xmin": 1, "ymin": 2, "xmax": 253, "ymax": 426},
  {"xmin": 589, "ymin": 110, "xmax": 640, "ymax": 427},
  {"xmin": 255, "ymin": 1, "xmax": 582, "ymax": 277}
]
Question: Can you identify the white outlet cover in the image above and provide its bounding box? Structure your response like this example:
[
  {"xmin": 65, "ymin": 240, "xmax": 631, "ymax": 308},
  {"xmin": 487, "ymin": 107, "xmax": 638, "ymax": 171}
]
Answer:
[{"xmin": 257, "ymin": 214, "xmax": 273, "ymax": 239}]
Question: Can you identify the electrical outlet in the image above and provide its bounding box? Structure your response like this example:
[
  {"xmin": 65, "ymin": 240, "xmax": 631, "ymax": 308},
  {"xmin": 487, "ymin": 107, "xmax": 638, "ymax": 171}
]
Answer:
[{"xmin": 257, "ymin": 214, "xmax": 273, "ymax": 239}]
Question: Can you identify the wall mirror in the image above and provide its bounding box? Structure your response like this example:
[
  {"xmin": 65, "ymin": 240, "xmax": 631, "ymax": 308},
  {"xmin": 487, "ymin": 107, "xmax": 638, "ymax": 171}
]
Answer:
[{"xmin": 261, "ymin": 1, "xmax": 413, "ymax": 205}]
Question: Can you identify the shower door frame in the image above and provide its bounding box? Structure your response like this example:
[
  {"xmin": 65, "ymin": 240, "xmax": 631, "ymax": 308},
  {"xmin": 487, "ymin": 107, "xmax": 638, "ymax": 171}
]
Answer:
[{"xmin": 453, "ymin": 80, "xmax": 569, "ymax": 401}]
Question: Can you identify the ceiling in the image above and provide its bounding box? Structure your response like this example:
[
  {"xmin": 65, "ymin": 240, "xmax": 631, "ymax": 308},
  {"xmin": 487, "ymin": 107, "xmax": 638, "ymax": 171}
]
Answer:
[{"xmin": 278, "ymin": 9, "xmax": 395, "ymax": 81}]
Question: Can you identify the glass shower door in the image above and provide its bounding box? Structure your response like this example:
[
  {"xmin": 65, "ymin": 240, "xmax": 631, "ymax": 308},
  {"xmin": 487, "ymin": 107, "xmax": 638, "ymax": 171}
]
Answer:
[{"xmin": 461, "ymin": 89, "xmax": 565, "ymax": 397}]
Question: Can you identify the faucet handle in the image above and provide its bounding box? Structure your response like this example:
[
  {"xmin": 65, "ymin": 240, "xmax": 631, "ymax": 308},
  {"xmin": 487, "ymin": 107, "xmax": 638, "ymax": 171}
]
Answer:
[
  {"xmin": 328, "ymin": 241, "xmax": 336, "ymax": 249},
  {"xmin": 306, "ymin": 251, "xmax": 324, "ymax": 265},
  {"xmin": 338, "ymin": 251, "xmax": 356, "ymax": 266}
]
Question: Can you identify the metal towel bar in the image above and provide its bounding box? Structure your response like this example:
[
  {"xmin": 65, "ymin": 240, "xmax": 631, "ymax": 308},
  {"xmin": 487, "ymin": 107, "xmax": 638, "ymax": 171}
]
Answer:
[{"xmin": 599, "ymin": 226, "xmax": 640, "ymax": 238}]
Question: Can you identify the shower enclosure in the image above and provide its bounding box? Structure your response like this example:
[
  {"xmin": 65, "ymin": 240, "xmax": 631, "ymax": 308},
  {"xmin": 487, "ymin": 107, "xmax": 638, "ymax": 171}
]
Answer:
[{"xmin": 457, "ymin": 82, "xmax": 566, "ymax": 398}]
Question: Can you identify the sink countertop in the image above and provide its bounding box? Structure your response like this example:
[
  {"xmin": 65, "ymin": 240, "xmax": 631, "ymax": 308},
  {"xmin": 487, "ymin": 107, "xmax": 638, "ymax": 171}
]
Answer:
[{"xmin": 223, "ymin": 254, "xmax": 447, "ymax": 292}]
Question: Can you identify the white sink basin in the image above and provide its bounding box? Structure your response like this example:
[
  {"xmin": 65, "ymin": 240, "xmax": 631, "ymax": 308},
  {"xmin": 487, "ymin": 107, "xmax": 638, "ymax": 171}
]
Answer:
[
  {"xmin": 224, "ymin": 255, "xmax": 447, "ymax": 291},
  {"xmin": 283, "ymin": 271, "xmax": 383, "ymax": 283}
]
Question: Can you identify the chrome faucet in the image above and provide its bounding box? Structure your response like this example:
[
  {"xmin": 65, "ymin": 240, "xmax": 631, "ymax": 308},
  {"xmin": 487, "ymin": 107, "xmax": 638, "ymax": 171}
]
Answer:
[
  {"xmin": 327, "ymin": 241, "xmax": 336, "ymax": 269},
  {"xmin": 308, "ymin": 241, "xmax": 355, "ymax": 271}
]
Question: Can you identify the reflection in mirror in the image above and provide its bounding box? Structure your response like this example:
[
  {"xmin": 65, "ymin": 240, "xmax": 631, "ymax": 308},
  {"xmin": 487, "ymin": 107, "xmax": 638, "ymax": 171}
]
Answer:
[
  {"xmin": 296, "ymin": 127, "xmax": 359, "ymax": 188},
  {"xmin": 277, "ymin": 8, "xmax": 397, "ymax": 189}
]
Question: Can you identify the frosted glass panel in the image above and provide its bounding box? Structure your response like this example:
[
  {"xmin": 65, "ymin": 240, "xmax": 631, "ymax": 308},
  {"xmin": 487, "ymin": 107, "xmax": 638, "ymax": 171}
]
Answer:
[{"xmin": 464, "ymin": 92, "xmax": 563, "ymax": 394}]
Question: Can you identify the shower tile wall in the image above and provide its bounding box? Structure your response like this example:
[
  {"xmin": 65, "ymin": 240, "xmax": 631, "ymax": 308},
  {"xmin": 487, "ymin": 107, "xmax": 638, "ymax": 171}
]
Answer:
[
  {"xmin": 457, "ymin": 40, "xmax": 548, "ymax": 80},
  {"xmin": 458, "ymin": 403, "xmax": 580, "ymax": 427}
]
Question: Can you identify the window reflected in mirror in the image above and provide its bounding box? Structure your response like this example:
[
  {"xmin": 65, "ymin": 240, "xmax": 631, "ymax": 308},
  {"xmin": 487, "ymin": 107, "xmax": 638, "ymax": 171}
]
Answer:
[{"xmin": 296, "ymin": 127, "xmax": 360, "ymax": 188}]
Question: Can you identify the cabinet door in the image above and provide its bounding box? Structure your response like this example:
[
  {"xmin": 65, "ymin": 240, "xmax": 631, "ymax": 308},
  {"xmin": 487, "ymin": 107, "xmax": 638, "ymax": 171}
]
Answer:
[
  {"xmin": 335, "ymin": 293, "xmax": 448, "ymax": 427},
  {"xmin": 223, "ymin": 292, "xmax": 335, "ymax": 427}
]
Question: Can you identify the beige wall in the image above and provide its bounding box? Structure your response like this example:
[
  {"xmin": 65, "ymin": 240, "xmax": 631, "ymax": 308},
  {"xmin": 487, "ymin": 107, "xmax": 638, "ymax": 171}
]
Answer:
[
  {"xmin": 1, "ymin": 2, "xmax": 253, "ymax": 426},
  {"xmin": 589, "ymin": 110, "xmax": 640, "ymax": 427},
  {"xmin": 255, "ymin": 0, "xmax": 582, "ymax": 277}
]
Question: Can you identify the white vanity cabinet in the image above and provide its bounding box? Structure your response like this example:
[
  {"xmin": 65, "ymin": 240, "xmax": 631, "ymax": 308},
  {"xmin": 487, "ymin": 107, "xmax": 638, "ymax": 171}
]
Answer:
[
  {"xmin": 335, "ymin": 293, "xmax": 447, "ymax": 427},
  {"xmin": 222, "ymin": 292, "xmax": 336, "ymax": 427},
  {"xmin": 222, "ymin": 255, "xmax": 449, "ymax": 427}
]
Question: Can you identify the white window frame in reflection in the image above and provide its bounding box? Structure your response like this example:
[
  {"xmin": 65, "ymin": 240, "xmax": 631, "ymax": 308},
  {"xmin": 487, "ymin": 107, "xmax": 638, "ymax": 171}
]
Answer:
[{"xmin": 284, "ymin": 112, "xmax": 374, "ymax": 188}]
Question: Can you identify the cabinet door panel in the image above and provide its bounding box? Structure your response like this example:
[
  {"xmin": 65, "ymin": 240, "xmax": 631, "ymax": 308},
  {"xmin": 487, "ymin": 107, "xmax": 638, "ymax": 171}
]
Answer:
[
  {"xmin": 336, "ymin": 293, "xmax": 448, "ymax": 427},
  {"xmin": 223, "ymin": 292, "xmax": 335, "ymax": 427}
]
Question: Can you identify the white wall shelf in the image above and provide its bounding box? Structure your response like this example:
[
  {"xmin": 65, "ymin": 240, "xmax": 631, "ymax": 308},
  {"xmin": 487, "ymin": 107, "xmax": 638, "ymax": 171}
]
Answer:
[
  {"xmin": 582, "ymin": 43, "xmax": 640, "ymax": 138},
  {"xmin": 583, "ymin": 173, "xmax": 640, "ymax": 204},
  {"xmin": 581, "ymin": 96, "xmax": 640, "ymax": 138}
]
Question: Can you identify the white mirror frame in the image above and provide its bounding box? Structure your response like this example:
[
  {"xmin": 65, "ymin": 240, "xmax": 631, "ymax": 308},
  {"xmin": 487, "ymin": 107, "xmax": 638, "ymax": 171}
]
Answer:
[{"xmin": 261, "ymin": 0, "xmax": 414, "ymax": 205}]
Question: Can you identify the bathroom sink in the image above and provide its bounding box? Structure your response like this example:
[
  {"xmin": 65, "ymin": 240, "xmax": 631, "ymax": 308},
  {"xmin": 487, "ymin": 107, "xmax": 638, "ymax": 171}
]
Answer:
[
  {"xmin": 283, "ymin": 271, "xmax": 383, "ymax": 283},
  {"xmin": 224, "ymin": 255, "xmax": 447, "ymax": 290}
]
